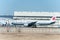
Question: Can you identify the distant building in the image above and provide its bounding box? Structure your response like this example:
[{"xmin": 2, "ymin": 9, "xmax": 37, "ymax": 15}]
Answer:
[
  {"xmin": 14, "ymin": 11, "xmax": 60, "ymax": 16},
  {"xmin": 13, "ymin": 11, "xmax": 60, "ymax": 20}
]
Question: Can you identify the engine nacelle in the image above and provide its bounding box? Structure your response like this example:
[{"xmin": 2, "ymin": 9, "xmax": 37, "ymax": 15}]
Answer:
[{"xmin": 24, "ymin": 24, "xmax": 28, "ymax": 27}]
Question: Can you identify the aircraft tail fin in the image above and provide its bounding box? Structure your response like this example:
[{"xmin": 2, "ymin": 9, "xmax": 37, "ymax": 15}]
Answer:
[{"xmin": 50, "ymin": 16, "xmax": 56, "ymax": 22}]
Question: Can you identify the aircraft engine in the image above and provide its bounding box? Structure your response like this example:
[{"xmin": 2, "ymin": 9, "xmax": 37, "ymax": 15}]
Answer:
[{"xmin": 24, "ymin": 23, "xmax": 28, "ymax": 27}]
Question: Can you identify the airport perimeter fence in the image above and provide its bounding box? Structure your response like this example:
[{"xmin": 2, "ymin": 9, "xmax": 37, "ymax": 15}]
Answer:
[{"xmin": 0, "ymin": 26, "xmax": 60, "ymax": 34}]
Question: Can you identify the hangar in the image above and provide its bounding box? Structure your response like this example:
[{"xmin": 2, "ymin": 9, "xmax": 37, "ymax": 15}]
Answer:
[
  {"xmin": 14, "ymin": 11, "xmax": 60, "ymax": 16},
  {"xmin": 13, "ymin": 11, "xmax": 60, "ymax": 19},
  {"xmin": 13, "ymin": 11, "xmax": 60, "ymax": 27}
]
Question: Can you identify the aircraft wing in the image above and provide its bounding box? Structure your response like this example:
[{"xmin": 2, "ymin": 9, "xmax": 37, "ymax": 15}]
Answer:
[{"xmin": 27, "ymin": 21, "xmax": 37, "ymax": 27}]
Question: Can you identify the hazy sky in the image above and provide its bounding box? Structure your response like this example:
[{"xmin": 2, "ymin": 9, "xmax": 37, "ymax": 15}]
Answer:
[{"xmin": 0, "ymin": 0, "xmax": 60, "ymax": 15}]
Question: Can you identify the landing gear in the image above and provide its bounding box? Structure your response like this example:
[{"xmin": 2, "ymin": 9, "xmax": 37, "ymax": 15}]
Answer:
[{"xmin": 31, "ymin": 24, "xmax": 37, "ymax": 28}]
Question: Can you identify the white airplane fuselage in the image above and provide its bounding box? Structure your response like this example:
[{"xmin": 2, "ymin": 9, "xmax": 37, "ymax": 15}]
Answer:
[{"xmin": 11, "ymin": 20, "xmax": 55, "ymax": 27}]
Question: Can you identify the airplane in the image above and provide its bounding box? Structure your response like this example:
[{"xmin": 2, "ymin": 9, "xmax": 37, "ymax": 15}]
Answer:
[
  {"xmin": 0, "ymin": 18, "xmax": 7, "ymax": 26},
  {"xmin": 11, "ymin": 16, "xmax": 56, "ymax": 28},
  {"xmin": 0, "ymin": 17, "xmax": 13, "ymax": 26},
  {"xmin": 0, "ymin": 20, "xmax": 6, "ymax": 26}
]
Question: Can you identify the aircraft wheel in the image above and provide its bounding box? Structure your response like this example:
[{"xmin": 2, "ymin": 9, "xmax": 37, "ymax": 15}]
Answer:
[{"xmin": 32, "ymin": 25, "xmax": 37, "ymax": 28}]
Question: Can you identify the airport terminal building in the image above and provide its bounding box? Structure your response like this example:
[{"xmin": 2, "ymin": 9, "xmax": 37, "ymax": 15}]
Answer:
[{"xmin": 13, "ymin": 11, "xmax": 60, "ymax": 27}]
